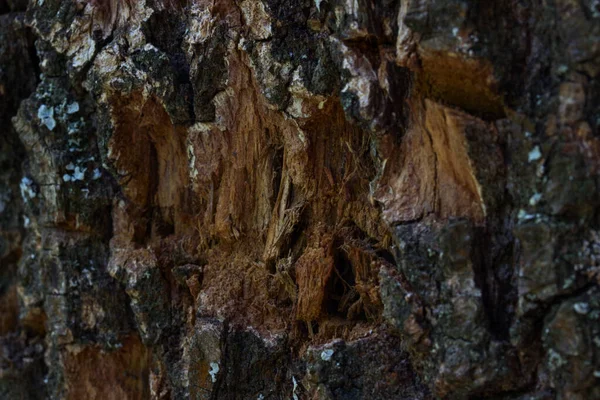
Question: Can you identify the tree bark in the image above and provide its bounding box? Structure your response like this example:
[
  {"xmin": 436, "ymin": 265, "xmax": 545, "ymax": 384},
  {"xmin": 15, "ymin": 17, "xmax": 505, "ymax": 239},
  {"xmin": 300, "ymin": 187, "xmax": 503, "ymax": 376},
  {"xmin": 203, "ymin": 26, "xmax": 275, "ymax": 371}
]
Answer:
[{"xmin": 1, "ymin": 0, "xmax": 599, "ymax": 399}]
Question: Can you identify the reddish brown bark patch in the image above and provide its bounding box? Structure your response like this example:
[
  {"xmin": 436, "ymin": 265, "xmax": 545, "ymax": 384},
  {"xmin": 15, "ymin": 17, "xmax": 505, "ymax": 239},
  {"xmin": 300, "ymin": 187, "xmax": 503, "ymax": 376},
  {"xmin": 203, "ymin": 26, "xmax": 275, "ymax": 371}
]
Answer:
[
  {"xmin": 0, "ymin": 285, "xmax": 18, "ymax": 335},
  {"xmin": 295, "ymin": 228, "xmax": 335, "ymax": 323},
  {"xmin": 416, "ymin": 48, "xmax": 505, "ymax": 119},
  {"xmin": 376, "ymin": 99, "xmax": 488, "ymax": 225},
  {"xmin": 63, "ymin": 335, "xmax": 149, "ymax": 400},
  {"xmin": 107, "ymin": 92, "xmax": 194, "ymax": 240}
]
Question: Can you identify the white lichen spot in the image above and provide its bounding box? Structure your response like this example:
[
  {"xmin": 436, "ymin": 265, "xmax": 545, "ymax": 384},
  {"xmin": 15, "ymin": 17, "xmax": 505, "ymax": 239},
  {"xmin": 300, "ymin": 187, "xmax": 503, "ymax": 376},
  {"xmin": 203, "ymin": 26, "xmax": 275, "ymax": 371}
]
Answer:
[
  {"xmin": 320, "ymin": 348, "xmax": 334, "ymax": 361},
  {"xmin": 187, "ymin": 143, "xmax": 198, "ymax": 180},
  {"xmin": 287, "ymin": 96, "xmax": 308, "ymax": 119},
  {"xmin": 257, "ymin": 395, "xmax": 265, "ymax": 400},
  {"xmin": 452, "ymin": 27, "xmax": 459, "ymax": 37},
  {"xmin": 209, "ymin": 362, "xmax": 219, "ymax": 383},
  {"xmin": 557, "ymin": 65, "xmax": 568, "ymax": 74},
  {"xmin": 594, "ymin": 370, "xmax": 600, "ymax": 378},
  {"xmin": 20, "ymin": 177, "xmax": 36, "ymax": 200},
  {"xmin": 529, "ymin": 193, "xmax": 542, "ymax": 206},
  {"xmin": 528, "ymin": 146, "xmax": 542, "ymax": 162},
  {"xmin": 92, "ymin": 168, "xmax": 102, "ymax": 180},
  {"xmin": 573, "ymin": 302, "xmax": 590, "ymax": 315},
  {"xmin": 143, "ymin": 43, "xmax": 159, "ymax": 52},
  {"xmin": 63, "ymin": 166, "xmax": 87, "ymax": 182},
  {"xmin": 23, "ymin": 215, "xmax": 30, "ymax": 227},
  {"xmin": 517, "ymin": 209, "xmax": 534, "ymax": 221},
  {"xmin": 72, "ymin": 166, "xmax": 86, "ymax": 181},
  {"xmin": 315, "ymin": 0, "xmax": 322, "ymax": 11},
  {"xmin": 67, "ymin": 102, "xmax": 79, "ymax": 114},
  {"xmin": 37, "ymin": 104, "xmax": 56, "ymax": 131},
  {"xmin": 292, "ymin": 376, "xmax": 299, "ymax": 400}
]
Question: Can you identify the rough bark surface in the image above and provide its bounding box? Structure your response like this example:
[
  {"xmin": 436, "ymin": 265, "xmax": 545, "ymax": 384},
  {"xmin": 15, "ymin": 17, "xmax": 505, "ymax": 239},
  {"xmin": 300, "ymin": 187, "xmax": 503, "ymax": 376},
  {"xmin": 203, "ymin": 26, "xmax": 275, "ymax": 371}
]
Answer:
[{"xmin": 1, "ymin": 0, "xmax": 599, "ymax": 399}]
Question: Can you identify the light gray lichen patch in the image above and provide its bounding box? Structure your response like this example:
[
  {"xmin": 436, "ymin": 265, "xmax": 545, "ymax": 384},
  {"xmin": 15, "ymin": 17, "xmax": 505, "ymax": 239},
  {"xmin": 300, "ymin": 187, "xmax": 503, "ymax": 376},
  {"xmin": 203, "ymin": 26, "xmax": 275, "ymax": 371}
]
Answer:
[
  {"xmin": 528, "ymin": 146, "xmax": 542, "ymax": 162},
  {"xmin": 209, "ymin": 362, "xmax": 220, "ymax": 383},
  {"xmin": 320, "ymin": 348, "xmax": 334, "ymax": 361},
  {"xmin": 292, "ymin": 376, "xmax": 299, "ymax": 400},
  {"xmin": 67, "ymin": 102, "xmax": 80, "ymax": 114},
  {"xmin": 20, "ymin": 176, "xmax": 37, "ymax": 201},
  {"xmin": 573, "ymin": 302, "xmax": 590, "ymax": 315},
  {"xmin": 529, "ymin": 193, "xmax": 542, "ymax": 206},
  {"xmin": 37, "ymin": 104, "xmax": 56, "ymax": 131},
  {"xmin": 517, "ymin": 209, "xmax": 535, "ymax": 221},
  {"xmin": 63, "ymin": 166, "xmax": 87, "ymax": 182}
]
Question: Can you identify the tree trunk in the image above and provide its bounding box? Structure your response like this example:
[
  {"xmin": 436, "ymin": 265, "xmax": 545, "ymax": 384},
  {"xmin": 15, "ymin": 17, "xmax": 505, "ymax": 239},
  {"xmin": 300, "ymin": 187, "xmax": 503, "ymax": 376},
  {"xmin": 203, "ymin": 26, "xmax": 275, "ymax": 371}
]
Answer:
[{"xmin": 1, "ymin": 0, "xmax": 599, "ymax": 399}]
